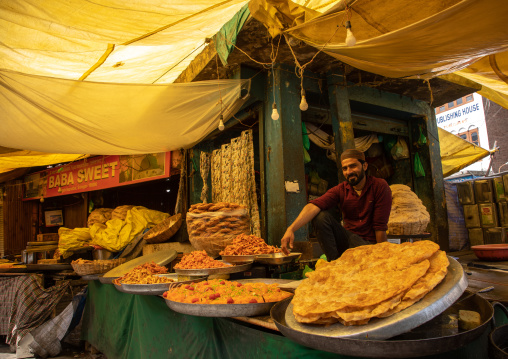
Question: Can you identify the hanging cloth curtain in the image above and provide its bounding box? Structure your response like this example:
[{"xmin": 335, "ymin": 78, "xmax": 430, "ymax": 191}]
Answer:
[
  {"xmin": 210, "ymin": 130, "xmax": 260, "ymax": 237},
  {"xmin": 199, "ymin": 152, "xmax": 211, "ymax": 203}
]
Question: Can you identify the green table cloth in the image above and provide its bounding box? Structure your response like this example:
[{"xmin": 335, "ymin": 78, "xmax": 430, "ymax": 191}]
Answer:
[{"xmin": 82, "ymin": 281, "xmax": 499, "ymax": 359}]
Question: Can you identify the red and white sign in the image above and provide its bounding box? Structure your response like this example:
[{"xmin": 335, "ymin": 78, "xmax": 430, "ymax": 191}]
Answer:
[{"xmin": 24, "ymin": 152, "xmax": 171, "ymax": 200}]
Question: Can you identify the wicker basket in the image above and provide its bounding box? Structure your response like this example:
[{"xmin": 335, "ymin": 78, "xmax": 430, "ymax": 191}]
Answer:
[
  {"xmin": 144, "ymin": 213, "xmax": 183, "ymax": 244},
  {"xmin": 71, "ymin": 258, "xmax": 126, "ymax": 276}
]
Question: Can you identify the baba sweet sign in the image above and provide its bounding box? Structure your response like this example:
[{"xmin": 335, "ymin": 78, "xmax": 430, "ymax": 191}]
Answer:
[{"xmin": 23, "ymin": 152, "xmax": 171, "ymax": 200}]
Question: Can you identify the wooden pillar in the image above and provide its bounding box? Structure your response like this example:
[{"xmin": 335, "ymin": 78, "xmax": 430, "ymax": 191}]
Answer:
[
  {"xmin": 327, "ymin": 73, "xmax": 355, "ymax": 175},
  {"xmin": 410, "ymin": 113, "xmax": 449, "ymax": 251},
  {"xmin": 264, "ymin": 64, "xmax": 308, "ymax": 245}
]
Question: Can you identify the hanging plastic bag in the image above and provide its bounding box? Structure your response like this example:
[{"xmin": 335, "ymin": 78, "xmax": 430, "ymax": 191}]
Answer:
[
  {"xmin": 383, "ymin": 134, "xmax": 397, "ymax": 153},
  {"xmin": 417, "ymin": 127, "xmax": 427, "ymax": 146},
  {"xmin": 390, "ymin": 137, "xmax": 410, "ymax": 160},
  {"xmin": 302, "ymin": 122, "xmax": 310, "ymax": 151},
  {"xmin": 303, "ymin": 147, "xmax": 311, "ymax": 164},
  {"xmin": 414, "ymin": 153, "xmax": 426, "ymax": 177}
]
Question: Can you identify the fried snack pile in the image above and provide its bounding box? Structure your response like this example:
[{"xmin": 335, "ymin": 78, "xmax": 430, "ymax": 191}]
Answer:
[
  {"xmin": 163, "ymin": 279, "xmax": 292, "ymax": 304},
  {"xmin": 293, "ymin": 241, "xmax": 449, "ymax": 326},
  {"xmin": 114, "ymin": 262, "xmax": 173, "ymax": 285},
  {"xmin": 220, "ymin": 234, "xmax": 282, "ymax": 255},
  {"xmin": 174, "ymin": 250, "xmax": 232, "ymax": 269}
]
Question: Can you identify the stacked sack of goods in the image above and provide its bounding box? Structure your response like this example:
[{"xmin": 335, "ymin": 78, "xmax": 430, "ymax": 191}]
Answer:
[
  {"xmin": 388, "ymin": 184, "xmax": 430, "ymax": 235},
  {"xmin": 187, "ymin": 202, "xmax": 250, "ymax": 258}
]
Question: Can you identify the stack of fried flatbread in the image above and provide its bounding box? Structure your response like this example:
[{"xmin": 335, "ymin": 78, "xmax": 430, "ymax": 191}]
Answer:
[{"xmin": 292, "ymin": 240, "xmax": 449, "ymax": 326}]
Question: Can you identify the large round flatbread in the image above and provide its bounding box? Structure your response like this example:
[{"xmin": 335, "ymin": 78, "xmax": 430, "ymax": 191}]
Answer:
[{"xmin": 292, "ymin": 240, "xmax": 447, "ymax": 325}]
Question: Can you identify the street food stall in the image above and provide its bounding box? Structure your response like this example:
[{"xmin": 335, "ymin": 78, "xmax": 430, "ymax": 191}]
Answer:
[{"xmin": 2, "ymin": 0, "xmax": 508, "ymax": 358}]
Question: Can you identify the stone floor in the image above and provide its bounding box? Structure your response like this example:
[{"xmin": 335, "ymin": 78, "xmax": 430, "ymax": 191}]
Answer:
[{"xmin": 0, "ymin": 342, "xmax": 106, "ymax": 359}]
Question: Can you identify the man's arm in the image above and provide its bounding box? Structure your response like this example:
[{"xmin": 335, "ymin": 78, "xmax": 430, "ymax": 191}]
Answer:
[
  {"xmin": 281, "ymin": 203, "xmax": 321, "ymax": 255},
  {"xmin": 375, "ymin": 230, "xmax": 387, "ymax": 243}
]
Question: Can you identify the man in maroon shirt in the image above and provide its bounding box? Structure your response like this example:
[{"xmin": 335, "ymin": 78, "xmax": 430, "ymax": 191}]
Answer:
[{"xmin": 281, "ymin": 149, "xmax": 392, "ymax": 261}]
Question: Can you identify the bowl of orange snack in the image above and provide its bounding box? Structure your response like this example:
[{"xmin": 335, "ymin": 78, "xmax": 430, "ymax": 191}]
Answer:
[{"xmin": 163, "ymin": 278, "xmax": 293, "ymax": 317}]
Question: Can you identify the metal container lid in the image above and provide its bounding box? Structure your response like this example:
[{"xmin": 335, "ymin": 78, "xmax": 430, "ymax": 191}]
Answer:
[{"xmin": 103, "ymin": 249, "xmax": 177, "ymax": 278}]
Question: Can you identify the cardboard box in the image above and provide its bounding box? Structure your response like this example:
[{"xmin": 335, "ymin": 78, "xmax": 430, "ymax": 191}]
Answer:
[{"xmin": 36, "ymin": 233, "xmax": 59, "ymax": 242}]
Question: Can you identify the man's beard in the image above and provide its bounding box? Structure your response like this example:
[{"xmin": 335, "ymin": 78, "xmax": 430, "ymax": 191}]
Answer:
[{"xmin": 347, "ymin": 169, "xmax": 365, "ymax": 186}]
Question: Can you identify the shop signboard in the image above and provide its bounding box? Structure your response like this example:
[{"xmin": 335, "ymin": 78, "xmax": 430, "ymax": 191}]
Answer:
[{"xmin": 23, "ymin": 152, "xmax": 171, "ymax": 200}]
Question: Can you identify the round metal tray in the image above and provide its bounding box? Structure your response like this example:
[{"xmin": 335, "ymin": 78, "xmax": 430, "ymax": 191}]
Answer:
[
  {"xmin": 220, "ymin": 254, "xmax": 258, "ymax": 263},
  {"xmin": 164, "ymin": 278, "xmax": 294, "ymax": 317},
  {"xmin": 164, "ymin": 298, "xmax": 275, "ymax": 317},
  {"xmin": 280, "ymin": 256, "xmax": 467, "ymax": 341},
  {"xmin": 81, "ymin": 273, "xmax": 104, "ymax": 281},
  {"xmin": 271, "ymin": 290, "xmax": 494, "ymax": 358},
  {"xmin": 255, "ymin": 252, "xmax": 301, "ymax": 265},
  {"xmin": 174, "ymin": 261, "xmax": 253, "ymax": 276},
  {"xmin": 98, "ymin": 276, "xmax": 119, "ymax": 284},
  {"xmin": 114, "ymin": 274, "xmax": 206, "ymax": 295}
]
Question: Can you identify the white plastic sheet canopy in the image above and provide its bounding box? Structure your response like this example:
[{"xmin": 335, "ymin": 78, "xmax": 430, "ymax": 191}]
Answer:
[{"xmin": 0, "ymin": 70, "xmax": 250, "ymax": 155}]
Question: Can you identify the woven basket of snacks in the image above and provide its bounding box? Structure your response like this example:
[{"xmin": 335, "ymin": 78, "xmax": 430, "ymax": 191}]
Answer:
[
  {"xmin": 144, "ymin": 213, "xmax": 183, "ymax": 244},
  {"xmin": 187, "ymin": 202, "xmax": 250, "ymax": 258},
  {"xmin": 71, "ymin": 258, "xmax": 126, "ymax": 276}
]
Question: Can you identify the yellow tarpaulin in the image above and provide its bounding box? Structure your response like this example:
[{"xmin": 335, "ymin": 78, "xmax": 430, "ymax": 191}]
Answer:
[
  {"xmin": 438, "ymin": 127, "xmax": 491, "ymax": 178},
  {"xmin": 249, "ymin": 0, "xmax": 508, "ymax": 109},
  {"xmin": 89, "ymin": 206, "xmax": 169, "ymax": 252}
]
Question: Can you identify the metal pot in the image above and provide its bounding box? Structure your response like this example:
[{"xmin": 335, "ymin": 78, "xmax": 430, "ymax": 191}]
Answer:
[
  {"xmin": 489, "ymin": 302, "xmax": 508, "ymax": 359},
  {"xmin": 92, "ymin": 248, "xmax": 114, "ymax": 260},
  {"xmin": 271, "ymin": 291, "xmax": 495, "ymax": 358}
]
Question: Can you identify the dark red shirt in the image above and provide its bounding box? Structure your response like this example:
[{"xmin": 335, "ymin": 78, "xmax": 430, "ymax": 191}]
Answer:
[{"xmin": 310, "ymin": 176, "xmax": 392, "ymax": 243}]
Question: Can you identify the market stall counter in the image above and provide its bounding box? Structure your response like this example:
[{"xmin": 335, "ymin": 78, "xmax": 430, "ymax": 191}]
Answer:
[{"xmin": 82, "ymin": 281, "xmax": 497, "ymax": 359}]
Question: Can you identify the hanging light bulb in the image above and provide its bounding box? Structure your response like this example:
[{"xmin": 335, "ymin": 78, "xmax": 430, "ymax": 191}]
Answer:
[
  {"xmin": 299, "ymin": 89, "xmax": 309, "ymax": 111},
  {"xmin": 271, "ymin": 102, "xmax": 279, "ymax": 121},
  {"xmin": 345, "ymin": 20, "xmax": 356, "ymax": 47},
  {"xmin": 40, "ymin": 196, "xmax": 44, "ymax": 203},
  {"xmin": 218, "ymin": 115, "xmax": 225, "ymax": 131}
]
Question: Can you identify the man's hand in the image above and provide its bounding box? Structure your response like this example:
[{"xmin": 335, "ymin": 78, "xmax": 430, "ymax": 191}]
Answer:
[{"xmin": 281, "ymin": 228, "xmax": 295, "ymax": 255}]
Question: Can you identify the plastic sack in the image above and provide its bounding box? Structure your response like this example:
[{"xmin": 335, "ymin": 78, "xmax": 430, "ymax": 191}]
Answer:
[
  {"xmin": 414, "ymin": 153, "xmax": 426, "ymax": 177},
  {"xmin": 58, "ymin": 227, "xmax": 91, "ymax": 258},
  {"xmin": 87, "ymin": 208, "xmax": 113, "ymax": 228},
  {"xmin": 390, "ymin": 137, "xmax": 409, "ymax": 160},
  {"xmin": 90, "ymin": 206, "xmax": 169, "ymax": 252},
  {"xmin": 187, "ymin": 204, "xmax": 250, "ymax": 258}
]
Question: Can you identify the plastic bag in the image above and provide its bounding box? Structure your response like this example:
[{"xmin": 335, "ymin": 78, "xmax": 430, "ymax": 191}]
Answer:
[
  {"xmin": 417, "ymin": 127, "xmax": 427, "ymax": 146},
  {"xmin": 414, "ymin": 153, "xmax": 426, "ymax": 177},
  {"xmin": 383, "ymin": 135, "xmax": 397, "ymax": 153},
  {"xmin": 90, "ymin": 206, "xmax": 169, "ymax": 252},
  {"xmin": 187, "ymin": 203, "xmax": 250, "ymax": 258},
  {"xmin": 390, "ymin": 137, "xmax": 409, "ymax": 160},
  {"xmin": 58, "ymin": 227, "xmax": 92, "ymax": 258},
  {"xmin": 302, "ymin": 122, "xmax": 310, "ymax": 151},
  {"xmin": 303, "ymin": 147, "xmax": 311, "ymax": 164}
]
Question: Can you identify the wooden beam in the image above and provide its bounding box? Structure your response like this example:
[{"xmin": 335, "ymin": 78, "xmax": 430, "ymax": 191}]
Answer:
[
  {"xmin": 174, "ymin": 39, "xmax": 217, "ymax": 83},
  {"xmin": 327, "ymin": 73, "xmax": 354, "ymax": 174}
]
